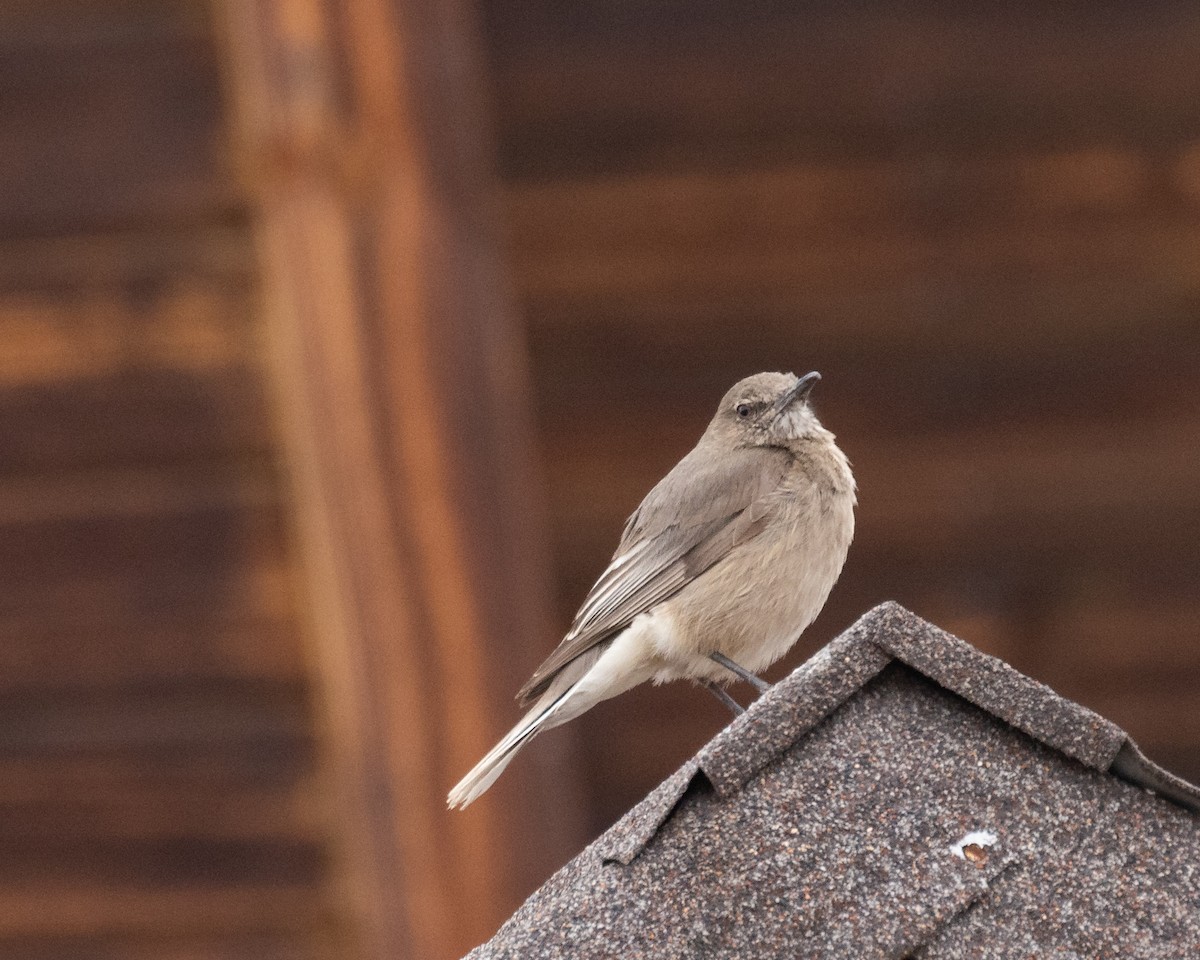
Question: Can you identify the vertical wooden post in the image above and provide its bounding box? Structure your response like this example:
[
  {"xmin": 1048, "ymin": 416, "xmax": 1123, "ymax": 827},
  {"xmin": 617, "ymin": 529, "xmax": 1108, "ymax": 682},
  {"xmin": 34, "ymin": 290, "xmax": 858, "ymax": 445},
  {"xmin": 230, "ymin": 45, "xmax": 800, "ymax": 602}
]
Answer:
[{"xmin": 217, "ymin": 1, "xmax": 584, "ymax": 957}]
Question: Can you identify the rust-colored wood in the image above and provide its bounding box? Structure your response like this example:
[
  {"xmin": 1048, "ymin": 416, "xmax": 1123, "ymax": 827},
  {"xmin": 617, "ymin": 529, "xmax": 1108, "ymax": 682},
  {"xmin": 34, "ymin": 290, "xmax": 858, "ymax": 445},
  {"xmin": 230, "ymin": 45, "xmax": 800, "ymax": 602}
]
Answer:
[
  {"xmin": 0, "ymin": 1, "xmax": 237, "ymax": 236},
  {"xmin": 0, "ymin": 938, "xmax": 335, "ymax": 960},
  {"xmin": 507, "ymin": 151, "xmax": 1189, "ymax": 256},
  {"xmin": 0, "ymin": 885, "xmax": 325, "ymax": 941},
  {"xmin": 0, "ymin": 3, "xmax": 337, "ymax": 956},
  {"xmin": 487, "ymin": 3, "xmax": 1200, "ymax": 178},
  {"xmin": 0, "ymin": 285, "xmax": 273, "ymax": 477},
  {"xmin": 218, "ymin": 1, "xmax": 584, "ymax": 957},
  {"xmin": 0, "ymin": 227, "xmax": 251, "ymax": 293}
]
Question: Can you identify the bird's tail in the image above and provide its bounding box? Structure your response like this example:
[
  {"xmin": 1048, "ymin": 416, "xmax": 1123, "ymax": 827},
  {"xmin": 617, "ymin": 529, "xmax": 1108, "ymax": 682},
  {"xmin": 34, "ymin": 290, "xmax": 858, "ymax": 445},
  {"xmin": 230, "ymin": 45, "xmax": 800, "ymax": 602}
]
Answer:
[
  {"xmin": 447, "ymin": 648, "xmax": 604, "ymax": 809},
  {"xmin": 447, "ymin": 687, "xmax": 566, "ymax": 809}
]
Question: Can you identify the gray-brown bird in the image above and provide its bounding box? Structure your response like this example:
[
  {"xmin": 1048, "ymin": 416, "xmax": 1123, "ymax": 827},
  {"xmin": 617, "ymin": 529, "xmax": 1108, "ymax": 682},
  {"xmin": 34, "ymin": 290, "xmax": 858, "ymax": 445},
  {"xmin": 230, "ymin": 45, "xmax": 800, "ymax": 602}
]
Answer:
[{"xmin": 448, "ymin": 371, "xmax": 855, "ymax": 808}]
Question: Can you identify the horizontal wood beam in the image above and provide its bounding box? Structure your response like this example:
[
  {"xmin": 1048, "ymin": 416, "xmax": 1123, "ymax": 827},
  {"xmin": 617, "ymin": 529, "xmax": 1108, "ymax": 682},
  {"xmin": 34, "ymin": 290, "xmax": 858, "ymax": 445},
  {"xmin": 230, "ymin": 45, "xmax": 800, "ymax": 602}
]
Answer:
[{"xmin": 488, "ymin": 4, "xmax": 1200, "ymax": 177}]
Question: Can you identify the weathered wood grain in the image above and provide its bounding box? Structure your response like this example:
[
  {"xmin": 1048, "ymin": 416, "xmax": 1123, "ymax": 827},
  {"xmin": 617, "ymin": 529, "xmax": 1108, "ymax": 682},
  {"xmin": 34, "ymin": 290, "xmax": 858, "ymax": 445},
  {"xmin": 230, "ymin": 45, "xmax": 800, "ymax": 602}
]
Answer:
[
  {"xmin": 0, "ymin": 3, "xmax": 335, "ymax": 957},
  {"xmin": 219, "ymin": 0, "xmax": 586, "ymax": 957},
  {"xmin": 487, "ymin": 3, "xmax": 1200, "ymax": 178},
  {"xmin": 0, "ymin": 1, "xmax": 237, "ymax": 236},
  {"xmin": 0, "ymin": 936, "xmax": 332, "ymax": 960}
]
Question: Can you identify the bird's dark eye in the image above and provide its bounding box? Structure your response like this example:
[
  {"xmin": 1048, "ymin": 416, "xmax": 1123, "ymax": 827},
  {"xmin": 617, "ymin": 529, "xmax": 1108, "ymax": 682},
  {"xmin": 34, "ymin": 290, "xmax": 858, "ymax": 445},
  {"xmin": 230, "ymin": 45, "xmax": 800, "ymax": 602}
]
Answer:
[{"xmin": 735, "ymin": 402, "xmax": 752, "ymax": 419}]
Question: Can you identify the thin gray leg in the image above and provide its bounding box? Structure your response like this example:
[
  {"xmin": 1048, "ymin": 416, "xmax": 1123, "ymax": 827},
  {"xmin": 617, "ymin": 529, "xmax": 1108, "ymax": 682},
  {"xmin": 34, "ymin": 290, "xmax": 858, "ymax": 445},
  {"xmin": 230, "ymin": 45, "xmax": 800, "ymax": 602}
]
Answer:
[
  {"xmin": 709, "ymin": 652, "xmax": 772, "ymax": 693},
  {"xmin": 700, "ymin": 680, "xmax": 744, "ymax": 716}
]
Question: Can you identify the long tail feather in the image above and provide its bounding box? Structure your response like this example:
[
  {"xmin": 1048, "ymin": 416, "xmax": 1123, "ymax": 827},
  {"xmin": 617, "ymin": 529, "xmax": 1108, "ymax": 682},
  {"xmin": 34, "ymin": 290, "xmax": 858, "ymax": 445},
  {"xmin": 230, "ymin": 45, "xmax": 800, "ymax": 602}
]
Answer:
[
  {"xmin": 447, "ymin": 647, "xmax": 606, "ymax": 809},
  {"xmin": 447, "ymin": 687, "xmax": 569, "ymax": 808},
  {"xmin": 448, "ymin": 625, "xmax": 659, "ymax": 809}
]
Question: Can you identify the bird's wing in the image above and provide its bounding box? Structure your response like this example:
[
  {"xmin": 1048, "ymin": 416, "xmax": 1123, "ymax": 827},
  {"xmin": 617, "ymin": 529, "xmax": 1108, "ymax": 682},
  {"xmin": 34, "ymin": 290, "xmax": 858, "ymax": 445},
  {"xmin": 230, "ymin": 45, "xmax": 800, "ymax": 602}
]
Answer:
[{"xmin": 516, "ymin": 444, "xmax": 792, "ymax": 704}]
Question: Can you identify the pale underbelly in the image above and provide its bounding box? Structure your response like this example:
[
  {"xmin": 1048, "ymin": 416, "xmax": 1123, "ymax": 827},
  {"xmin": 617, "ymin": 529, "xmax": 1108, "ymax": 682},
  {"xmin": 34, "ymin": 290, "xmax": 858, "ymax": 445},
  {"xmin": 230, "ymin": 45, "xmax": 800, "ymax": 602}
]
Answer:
[{"xmin": 648, "ymin": 513, "xmax": 851, "ymax": 684}]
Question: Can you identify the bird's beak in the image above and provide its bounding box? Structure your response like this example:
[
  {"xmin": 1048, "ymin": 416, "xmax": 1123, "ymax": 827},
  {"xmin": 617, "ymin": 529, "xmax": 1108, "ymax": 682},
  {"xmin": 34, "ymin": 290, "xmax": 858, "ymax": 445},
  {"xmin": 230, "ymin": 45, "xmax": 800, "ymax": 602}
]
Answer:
[{"xmin": 772, "ymin": 371, "xmax": 821, "ymax": 419}]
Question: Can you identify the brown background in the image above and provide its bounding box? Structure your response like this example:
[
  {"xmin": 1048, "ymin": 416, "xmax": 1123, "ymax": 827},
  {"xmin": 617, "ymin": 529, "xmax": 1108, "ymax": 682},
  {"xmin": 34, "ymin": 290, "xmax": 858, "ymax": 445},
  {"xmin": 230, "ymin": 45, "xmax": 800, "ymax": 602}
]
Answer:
[{"xmin": 0, "ymin": 0, "xmax": 1197, "ymax": 958}]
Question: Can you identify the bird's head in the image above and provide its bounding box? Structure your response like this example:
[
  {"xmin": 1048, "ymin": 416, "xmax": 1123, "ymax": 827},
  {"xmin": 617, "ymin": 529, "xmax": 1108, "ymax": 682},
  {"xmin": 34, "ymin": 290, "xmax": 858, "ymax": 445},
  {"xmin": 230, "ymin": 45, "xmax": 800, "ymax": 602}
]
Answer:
[{"xmin": 706, "ymin": 371, "xmax": 826, "ymax": 449}]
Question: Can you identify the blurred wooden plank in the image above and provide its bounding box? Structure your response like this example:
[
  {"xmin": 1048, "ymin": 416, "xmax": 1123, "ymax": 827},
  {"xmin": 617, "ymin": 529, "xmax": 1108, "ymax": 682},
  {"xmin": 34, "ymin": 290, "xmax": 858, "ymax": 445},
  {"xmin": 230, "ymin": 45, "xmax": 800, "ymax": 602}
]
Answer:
[
  {"xmin": 0, "ymin": 0, "xmax": 237, "ymax": 236},
  {"xmin": 512, "ymin": 212, "xmax": 1200, "ymax": 306},
  {"xmin": 0, "ymin": 285, "xmax": 260, "ymax": 387},
  {"xmin": 488, "ymin": 2, "xmax": 1200, "ymax": 177},
  {"xmin": 219, "ymin": 1, "xmax": 585, "ymax": 958},
  {"xmin": 853, "ymin": 416, "xmax": 1200, "ymax": 539},
  {"xmin": 550, "ymin": 517, "xmax": 1200, "ymax": 639},
  {"xmin": 508, "ymin": 150, "xmax": 1185, "ymax": 257},
  {"xmin": 0, "ymin": 5, "xmax": 336, "ymax": 960},
  {"xmin": 0, "ymin": 934, "xmax": 333, "ymax": 960},
  {"xmin": 0, "ymin": 227, "xmax": 252, "ymax": 295},
  {"xmin": 0, "ymin": 0, "xmax": 210, "ymax": 39},
  {"xmin": 0, "ymin": 466, "xmax": 276, "ymax": 525},
  {"xmin": 1031, "ymin": 600, "xmax": 1200, "ymax": 772},
  {"xmin": 0, "ymin": 618, "xmax": 301, "ymax": 690},
  {"xmin": 0, "ymin": 284, "xmax": 272, "ymax": 474},
  {"xmin": 1074, "ymin": 684, "xmax": 1200, "ymax": 755},
  {"xmin": 0, "ymin": 835, "xmax": 322, "ymax": 889},
  {"xmin": 0, "ymin": 471, "xmax": 303, "ymax": 687},
  {"xmin": 0, "ymin": 680, "xmax": 310, "ymax": 755},
  {"xmin": 542, "ymin": 409, "xmax": 1200, "ymax": 684},
  {"xmin": 1041, "ymin": 600, "xmax": 1200, "ymax": 679},
  {"xmin": 0, "ymin": 775, "xmax": 322, "ymax": 844},
  {"xmin": 0, "ymin": 749, "xmax": 311, "ymax": 797},
  {"xmin": 0, "ymin": 369, "xmax": 271, "ymax": 477},
  {"xmin": 0, "ymin": 481, "xmax": 288, "ymax": 611},
  {"xmin": 0, "ymin": 551, "xmax": 292, "ymax": 643},
  {"xmin": 511, "ymin": 160, "xmax": 1200, "ymax": 445},
  {"xmin": 0, "ymin": 885, "xmax": 326, "ymax": 941},
  {"xmin": 551, "ymin": 521, "xmax": 1200, "ymax": 669}
]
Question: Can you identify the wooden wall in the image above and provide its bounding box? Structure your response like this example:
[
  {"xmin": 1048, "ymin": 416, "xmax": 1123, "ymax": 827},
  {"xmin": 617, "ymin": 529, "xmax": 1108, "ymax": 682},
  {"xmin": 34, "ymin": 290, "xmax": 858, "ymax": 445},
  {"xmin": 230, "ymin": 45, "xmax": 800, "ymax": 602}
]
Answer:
[
  {"xmin": 0, "ymin": 3, "xmax": 343, "ymax": 958},
  {"xmin": 482, "ymin": 0, "xmax": 1200, "ymax": 832},
  {"xmin": 2, "ymin": 1, "xmax": 1199, "ymax": 958}
]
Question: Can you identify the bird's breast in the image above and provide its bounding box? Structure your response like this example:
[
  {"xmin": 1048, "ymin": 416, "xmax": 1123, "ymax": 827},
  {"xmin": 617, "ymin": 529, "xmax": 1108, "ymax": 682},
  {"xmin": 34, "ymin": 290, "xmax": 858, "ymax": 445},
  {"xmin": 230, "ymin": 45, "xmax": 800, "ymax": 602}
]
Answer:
[{"xmin": 657, "ymin": 479, "xmax": 855, "ymax": 677}]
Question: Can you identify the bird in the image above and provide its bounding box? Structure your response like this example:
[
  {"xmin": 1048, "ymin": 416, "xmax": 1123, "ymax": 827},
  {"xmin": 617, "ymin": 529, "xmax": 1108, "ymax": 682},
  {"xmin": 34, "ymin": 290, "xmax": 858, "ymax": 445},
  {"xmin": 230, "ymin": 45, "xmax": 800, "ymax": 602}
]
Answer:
[{"xmin": 448, "ymin": 371, "xmax": 855, "ymax": 808}]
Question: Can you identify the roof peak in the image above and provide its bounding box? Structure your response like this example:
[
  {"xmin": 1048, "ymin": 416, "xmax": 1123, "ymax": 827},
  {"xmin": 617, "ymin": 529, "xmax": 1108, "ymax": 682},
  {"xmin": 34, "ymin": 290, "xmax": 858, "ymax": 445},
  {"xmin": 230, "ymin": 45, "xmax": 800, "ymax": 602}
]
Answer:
[{"xmin": 597, "ymin": 602, "xmax": 1199, "ymax": 866}]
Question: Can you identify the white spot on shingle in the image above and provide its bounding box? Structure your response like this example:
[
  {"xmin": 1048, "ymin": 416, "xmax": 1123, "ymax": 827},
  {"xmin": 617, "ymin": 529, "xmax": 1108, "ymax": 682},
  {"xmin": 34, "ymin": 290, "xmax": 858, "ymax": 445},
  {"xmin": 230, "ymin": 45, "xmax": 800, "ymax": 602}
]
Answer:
[{"xmin": 951, "ymin": 830, "xmax": 998, "ymax": 860}]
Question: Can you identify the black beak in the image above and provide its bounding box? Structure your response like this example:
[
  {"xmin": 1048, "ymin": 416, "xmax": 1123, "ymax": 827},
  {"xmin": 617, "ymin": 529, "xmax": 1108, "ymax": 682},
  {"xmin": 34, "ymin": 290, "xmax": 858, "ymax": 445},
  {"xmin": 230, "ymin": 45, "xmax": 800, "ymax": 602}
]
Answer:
[{"xmin": 772, "ymin": 371, "xmax": 820, "ymax": 419}]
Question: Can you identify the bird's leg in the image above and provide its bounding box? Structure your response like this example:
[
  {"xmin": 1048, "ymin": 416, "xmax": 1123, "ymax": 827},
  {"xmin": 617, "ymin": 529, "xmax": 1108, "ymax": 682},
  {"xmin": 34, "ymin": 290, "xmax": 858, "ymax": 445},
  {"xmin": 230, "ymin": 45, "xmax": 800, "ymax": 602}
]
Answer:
[
  {"xmin": 709, "ymin": 652, "xmax": 772, "ymax": 694},
  {"xmin": 700, "ymin": 679, "xmax": 745, "ymax": 716}
]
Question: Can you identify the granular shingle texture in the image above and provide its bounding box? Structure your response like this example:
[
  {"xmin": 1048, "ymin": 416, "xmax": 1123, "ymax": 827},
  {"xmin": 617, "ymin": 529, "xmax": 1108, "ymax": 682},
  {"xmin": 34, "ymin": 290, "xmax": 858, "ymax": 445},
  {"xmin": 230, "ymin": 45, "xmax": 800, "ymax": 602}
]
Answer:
[{"xmin": 468, "ymin": 602, "xmax": 1200, "ymax": 959}]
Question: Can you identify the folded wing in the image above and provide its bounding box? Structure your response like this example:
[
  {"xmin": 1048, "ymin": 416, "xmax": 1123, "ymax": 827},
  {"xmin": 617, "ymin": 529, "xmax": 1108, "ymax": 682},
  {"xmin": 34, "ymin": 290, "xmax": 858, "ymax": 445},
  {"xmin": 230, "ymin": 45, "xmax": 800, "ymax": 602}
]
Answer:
[{"xmin": 516, "ymin": 444, "xmax": 791, "ymax": 704}]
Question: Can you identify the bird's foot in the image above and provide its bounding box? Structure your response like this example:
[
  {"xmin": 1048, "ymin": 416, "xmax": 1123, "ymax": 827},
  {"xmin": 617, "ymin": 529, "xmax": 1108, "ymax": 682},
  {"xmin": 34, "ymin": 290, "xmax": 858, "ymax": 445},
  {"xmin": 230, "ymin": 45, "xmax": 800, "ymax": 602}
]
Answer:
[
  {"xmin": 700, "ymin": 679, "xmax": 744, "ymax": 717},
  {"xmin": 709, "ymin": 652, "xmax": 772, "ymax": 694}
]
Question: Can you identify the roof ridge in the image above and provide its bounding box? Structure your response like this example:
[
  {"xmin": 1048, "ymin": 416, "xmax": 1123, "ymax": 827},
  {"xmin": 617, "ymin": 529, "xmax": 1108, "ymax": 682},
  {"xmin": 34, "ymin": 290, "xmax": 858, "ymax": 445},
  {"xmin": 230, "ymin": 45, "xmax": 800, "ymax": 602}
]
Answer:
[
  {"xmin": 696, "ymin": 601, "xmax": 1200, "ymax": 813},
  {"xmin": 870, "ymin": 603, "xmax": 1125, "ymax": 771},
  {"xmin": 596, "ymin": 601, "xmax": 1198, "ymax": 868}
]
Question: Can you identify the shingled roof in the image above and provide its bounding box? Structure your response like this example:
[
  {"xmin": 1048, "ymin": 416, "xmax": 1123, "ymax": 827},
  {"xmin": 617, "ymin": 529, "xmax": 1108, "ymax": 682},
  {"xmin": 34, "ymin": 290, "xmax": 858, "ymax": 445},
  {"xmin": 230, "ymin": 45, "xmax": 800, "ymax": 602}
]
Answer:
[{"xmin": 467, "ymin": 602, "xmax": 1200, "ymax": 959}]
